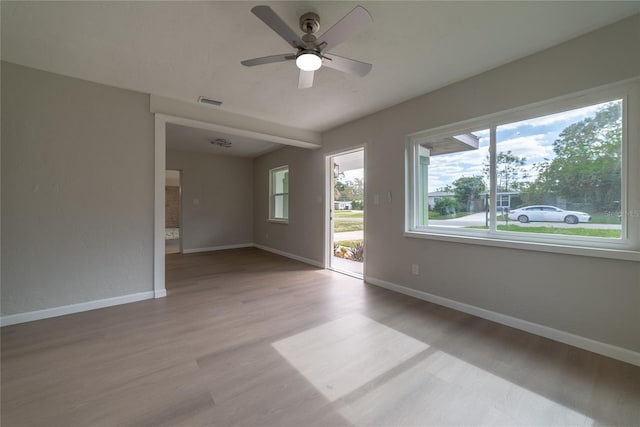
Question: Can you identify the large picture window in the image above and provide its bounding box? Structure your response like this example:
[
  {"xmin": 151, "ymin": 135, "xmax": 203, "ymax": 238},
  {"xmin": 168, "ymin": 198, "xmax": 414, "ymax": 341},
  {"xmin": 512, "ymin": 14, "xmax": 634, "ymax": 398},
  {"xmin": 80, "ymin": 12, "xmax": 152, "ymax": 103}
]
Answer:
[
  {"xmin": 270, "ymin": 166, "xmax": 289, "ymax": 222},
  {"xmin": 406, "ymin": 81, "xmax": 639, "ymax": 257}
]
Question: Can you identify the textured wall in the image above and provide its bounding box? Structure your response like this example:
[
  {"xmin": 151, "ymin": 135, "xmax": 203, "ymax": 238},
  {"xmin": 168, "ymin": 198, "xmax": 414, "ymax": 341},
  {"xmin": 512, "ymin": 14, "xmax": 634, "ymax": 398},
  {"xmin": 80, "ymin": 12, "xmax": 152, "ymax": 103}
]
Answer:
[{"xmin": 1, "ymin": 62, "xmax": 154, "ymax": 315}]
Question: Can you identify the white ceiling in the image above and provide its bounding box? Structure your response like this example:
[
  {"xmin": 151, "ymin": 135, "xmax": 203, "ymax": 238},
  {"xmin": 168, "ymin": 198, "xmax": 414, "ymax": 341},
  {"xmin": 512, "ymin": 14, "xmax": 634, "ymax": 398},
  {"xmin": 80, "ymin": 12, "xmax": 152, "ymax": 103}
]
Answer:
[
  {"xmin": 3, "ymin": 1, "xmax": 639, "ymax": 136},
  {"xmin": 166, "ymin": 123, "xmax": 281, "ymax": 158}
]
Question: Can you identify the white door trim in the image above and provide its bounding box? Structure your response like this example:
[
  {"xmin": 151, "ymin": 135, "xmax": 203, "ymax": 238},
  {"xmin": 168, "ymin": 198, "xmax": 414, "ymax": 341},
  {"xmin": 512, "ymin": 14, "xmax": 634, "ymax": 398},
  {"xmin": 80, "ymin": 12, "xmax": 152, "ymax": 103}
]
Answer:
[{"xmin": 154, "ymin": 115, "xmax": 167, "ymax": 297}]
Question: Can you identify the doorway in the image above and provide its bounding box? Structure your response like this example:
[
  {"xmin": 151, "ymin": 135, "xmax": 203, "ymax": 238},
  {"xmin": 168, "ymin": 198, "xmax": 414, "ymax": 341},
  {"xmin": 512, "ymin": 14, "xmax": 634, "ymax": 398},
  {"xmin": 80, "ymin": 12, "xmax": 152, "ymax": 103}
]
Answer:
[
  {"xmin": 165, "ymin": 169, "xmax": 182, "ymax": 254},
  {"xmin": 327, "ymin": 148, "xmax": 365, "ymax": 277}
]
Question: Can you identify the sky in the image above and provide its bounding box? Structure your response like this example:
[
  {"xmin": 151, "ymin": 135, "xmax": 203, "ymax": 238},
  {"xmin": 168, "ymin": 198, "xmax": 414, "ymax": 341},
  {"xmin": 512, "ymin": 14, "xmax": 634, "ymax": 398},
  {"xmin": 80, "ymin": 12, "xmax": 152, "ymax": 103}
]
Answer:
[{"xmin": 427, "ymin": 99, "xmax": 619, "ymax": 192}]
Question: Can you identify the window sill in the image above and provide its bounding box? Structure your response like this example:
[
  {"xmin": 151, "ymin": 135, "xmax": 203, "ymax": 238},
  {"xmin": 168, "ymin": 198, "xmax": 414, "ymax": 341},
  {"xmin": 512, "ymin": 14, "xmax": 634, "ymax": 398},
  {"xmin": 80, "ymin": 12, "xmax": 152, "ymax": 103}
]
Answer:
[
  {"xmin": 268, "ymin": 219, "xmax": 289, "ymax": 225},
  {"xmin": 404, "ymin": 230, "xmax": 640, "ymax": 261}
]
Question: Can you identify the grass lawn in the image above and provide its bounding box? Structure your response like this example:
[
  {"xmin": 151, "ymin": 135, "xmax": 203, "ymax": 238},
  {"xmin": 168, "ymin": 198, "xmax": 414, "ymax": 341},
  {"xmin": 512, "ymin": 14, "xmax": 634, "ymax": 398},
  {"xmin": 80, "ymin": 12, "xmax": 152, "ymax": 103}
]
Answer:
[
  {"xmin": 428, "ymin": 212, "xmax": 472, "ymax": 219},
  {"xmin": 334, "ymin": 210, "xmax": 363, "ymax": 219},
  {"xmin": 468, "ymin": 225, "xmax": 621, "ymax": 238},
  {"xmin": 333, "ymin": 239, "xmax": 363, "ymax": 247},
  {"xmin": 590, "ymin": 213, "xmax": 621, "ymax": 224},
  {"xmin": 334, "ymin": 221, "xmax": 363, "ymax": 233},
  {"xmin": 334, "ymin": 210, "xmax": 364, "ymax": 232}
]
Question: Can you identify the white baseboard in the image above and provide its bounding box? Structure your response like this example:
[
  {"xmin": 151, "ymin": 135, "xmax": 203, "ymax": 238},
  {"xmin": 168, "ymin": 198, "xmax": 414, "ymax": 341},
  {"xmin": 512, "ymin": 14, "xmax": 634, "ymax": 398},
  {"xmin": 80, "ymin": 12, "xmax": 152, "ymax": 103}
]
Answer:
[
  {"xmin": 365, "ymin": 276, "xmax": 640, "ymax": 367},
  {"xmin": 154, "ymin": 288, "xmax": 167, "ymax": 298},
  {"xmin": 0, "ymin": 291, "xmax": 155, "ymax": 327},
  {"xmin": 182, "ymin": 243, "xmax": 253, "ymax": 254},
  {"xmin": 254, "ymin": 244, "xmax": 324, "ymax": 268},
  {"xmin": 181, "ymin": 243, "xmax": 323, "ymax": 270}
]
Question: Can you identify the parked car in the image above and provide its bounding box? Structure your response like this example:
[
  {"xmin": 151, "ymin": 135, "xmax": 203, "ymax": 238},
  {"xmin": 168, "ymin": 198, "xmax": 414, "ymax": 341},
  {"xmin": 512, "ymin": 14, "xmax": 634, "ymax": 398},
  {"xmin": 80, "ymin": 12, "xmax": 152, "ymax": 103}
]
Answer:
[{"xmin": 507, "ymin": 205, "xmax": 591, "ymax": 224}]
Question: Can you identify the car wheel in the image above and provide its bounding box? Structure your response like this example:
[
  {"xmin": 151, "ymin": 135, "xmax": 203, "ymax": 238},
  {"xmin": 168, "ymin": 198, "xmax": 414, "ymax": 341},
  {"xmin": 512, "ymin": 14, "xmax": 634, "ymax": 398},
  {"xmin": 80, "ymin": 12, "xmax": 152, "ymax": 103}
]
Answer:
[
  {"xmin": 565, "ymin": 215, "xmax": 578, "ymax": 224},
  {"xmin": 518, "ymin": 215, "xmax": 529, "ymax": 223}
]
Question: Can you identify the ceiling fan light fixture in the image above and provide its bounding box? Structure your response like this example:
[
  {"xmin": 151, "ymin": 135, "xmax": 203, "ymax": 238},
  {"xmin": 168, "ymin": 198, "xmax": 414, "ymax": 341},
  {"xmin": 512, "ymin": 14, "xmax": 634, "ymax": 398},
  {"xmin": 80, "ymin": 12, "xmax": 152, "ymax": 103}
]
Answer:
[{"xmin": 296, "ymin": 51, "xmax": 322, "ymax": 71}]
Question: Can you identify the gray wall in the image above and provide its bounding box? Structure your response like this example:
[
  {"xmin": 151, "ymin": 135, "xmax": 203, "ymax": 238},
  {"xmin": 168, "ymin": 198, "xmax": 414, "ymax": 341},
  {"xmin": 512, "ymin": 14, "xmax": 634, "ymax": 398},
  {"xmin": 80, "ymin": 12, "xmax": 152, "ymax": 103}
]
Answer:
[
  {"xmin": 1, "ymin": 61, "xmax": 154, "ymax": 315},
  {"xmin": 253, "ymin": 15, "xmax": 640, "ymax": 352},
  {"xmin": 167, "ymin": 150, "xmax": 253, "ymax": 251},
  {"xmin": 254, "ymin": 147, "xmax": 324, "ymax": 262}
]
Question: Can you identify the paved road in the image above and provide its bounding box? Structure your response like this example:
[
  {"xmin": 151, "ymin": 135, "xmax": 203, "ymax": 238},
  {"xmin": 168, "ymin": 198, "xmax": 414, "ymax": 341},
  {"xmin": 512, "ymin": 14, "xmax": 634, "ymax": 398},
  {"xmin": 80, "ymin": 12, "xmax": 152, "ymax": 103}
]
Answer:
[
  {"xmin": 332, "ymin": 212, "xmax": 619, "ymax": 241},
  {"xmin": 334, "ymin": 230, "xmax": 363, "ymax": 241}
]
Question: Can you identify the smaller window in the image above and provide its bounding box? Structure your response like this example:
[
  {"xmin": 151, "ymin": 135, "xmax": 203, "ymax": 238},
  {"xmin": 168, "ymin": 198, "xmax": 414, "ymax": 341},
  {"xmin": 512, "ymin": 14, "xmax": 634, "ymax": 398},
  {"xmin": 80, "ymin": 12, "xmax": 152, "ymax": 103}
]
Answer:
[{"xmin": 269, "ymin": 166, "xmax": 289, "ymax": 222}]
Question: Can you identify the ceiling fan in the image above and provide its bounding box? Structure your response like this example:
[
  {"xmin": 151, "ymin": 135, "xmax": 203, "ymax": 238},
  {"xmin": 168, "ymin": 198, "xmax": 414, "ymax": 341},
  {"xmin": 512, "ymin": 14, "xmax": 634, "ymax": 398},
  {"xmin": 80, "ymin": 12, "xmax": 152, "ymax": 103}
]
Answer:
[{"xmin": 241, "ymin": 5, "xmax": 373, "ymax": 89}]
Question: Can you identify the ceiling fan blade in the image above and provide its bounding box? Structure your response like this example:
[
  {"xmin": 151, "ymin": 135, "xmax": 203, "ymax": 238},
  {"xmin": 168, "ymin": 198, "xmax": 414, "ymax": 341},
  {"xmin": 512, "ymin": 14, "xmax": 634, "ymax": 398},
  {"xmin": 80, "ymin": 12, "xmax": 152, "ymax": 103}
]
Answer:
[
  {"xmin": 241, "ymin": 54, "xmax": 295, "ymax": 67},
  {"xmin": 322, "ymin": 54, "xmax": 372, "ymax": 77},
  {"xmin": 298, "ymin": 70, "xmax": 314, "ymax": 89},
  {"xmin": 251, "ymin": 5, "xmax": 305, "ymax": 49},
  {"xmin": 315, "ymin": 6, "xmax": 372, "ymax": 52}
]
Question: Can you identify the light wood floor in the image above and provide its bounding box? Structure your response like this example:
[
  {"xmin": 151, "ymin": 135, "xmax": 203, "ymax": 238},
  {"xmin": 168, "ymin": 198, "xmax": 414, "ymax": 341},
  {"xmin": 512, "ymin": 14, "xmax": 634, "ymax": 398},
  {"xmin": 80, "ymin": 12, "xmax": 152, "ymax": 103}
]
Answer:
[{"xmin": 2, "ymin": 248, "xmax": 639, "ymax": 426}]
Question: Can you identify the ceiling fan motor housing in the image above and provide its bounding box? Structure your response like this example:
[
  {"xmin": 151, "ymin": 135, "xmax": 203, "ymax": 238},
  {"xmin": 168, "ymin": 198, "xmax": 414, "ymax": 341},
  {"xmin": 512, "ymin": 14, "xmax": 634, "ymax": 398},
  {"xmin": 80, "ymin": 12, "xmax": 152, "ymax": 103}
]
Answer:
[{"xmin": 299, "ymin": 12, "xmax": 320, "ymax": 34}]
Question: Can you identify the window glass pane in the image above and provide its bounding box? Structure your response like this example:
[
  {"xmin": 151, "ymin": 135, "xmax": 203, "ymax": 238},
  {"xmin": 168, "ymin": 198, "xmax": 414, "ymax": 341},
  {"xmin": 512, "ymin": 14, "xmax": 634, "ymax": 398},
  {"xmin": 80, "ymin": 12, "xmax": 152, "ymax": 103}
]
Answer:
[
  {"xmin": 273, "ymin": 194, "xmax": 288, "ymax": 219},
  {"xmin": 273, "ymin": 169, "xmax": 289, "ymax": 194},
  {"xmin": 497, "ymin": 100, "xmax": 622, "ymax": 239},
  {"xmin": 270, "ymin": 166, "xmax": 289, "ymax": 221},
  {"xmin": 418, "ymin": 129, "xmax": 490, "ymax": 227}
]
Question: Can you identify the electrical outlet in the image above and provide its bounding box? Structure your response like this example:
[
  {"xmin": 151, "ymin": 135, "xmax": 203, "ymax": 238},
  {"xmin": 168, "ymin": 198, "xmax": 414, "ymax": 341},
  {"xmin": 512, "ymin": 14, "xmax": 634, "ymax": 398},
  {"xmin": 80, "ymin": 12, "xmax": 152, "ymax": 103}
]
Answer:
[{"xmin": 411, "ymin": 264, "xmax": 419, "ymax": 275}]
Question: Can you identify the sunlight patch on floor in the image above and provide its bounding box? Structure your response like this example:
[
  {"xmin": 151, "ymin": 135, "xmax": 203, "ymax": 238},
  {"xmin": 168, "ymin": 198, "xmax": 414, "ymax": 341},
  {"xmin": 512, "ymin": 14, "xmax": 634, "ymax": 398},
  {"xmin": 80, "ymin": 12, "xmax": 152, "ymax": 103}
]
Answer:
[
  {"xmin": 273, "ymin": 314, "xmax": 593, "ymax": 426},
  {"xmin": 339, "ymin": 350, "xmax": 594, "ymax": 426},
  {"xmin": 272, "ymin": 314, "xmax": 429, "ymax": 402}
]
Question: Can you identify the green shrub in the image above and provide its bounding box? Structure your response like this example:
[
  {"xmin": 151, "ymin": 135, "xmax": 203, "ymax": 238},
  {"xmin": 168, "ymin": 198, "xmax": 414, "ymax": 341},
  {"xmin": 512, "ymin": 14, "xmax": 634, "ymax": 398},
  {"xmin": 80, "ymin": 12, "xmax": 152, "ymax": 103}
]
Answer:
[
  {"xmin": 434, "ymin": 197, "xmax": 458, "ymax": 216},
  {"xmin": 351, "ymin": 242, "xmax": 364, "ymax": 262},
  {"xmin": 351, "ymin": 199, "xmax": 364, "ymax": 210}
]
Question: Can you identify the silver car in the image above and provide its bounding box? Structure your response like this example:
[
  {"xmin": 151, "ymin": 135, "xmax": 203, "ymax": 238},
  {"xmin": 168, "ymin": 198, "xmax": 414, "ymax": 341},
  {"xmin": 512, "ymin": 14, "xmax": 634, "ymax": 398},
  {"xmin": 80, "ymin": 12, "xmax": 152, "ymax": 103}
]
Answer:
[{"xmin": 507, "ymin": 205, "xmax": 591, "ymax": 224}]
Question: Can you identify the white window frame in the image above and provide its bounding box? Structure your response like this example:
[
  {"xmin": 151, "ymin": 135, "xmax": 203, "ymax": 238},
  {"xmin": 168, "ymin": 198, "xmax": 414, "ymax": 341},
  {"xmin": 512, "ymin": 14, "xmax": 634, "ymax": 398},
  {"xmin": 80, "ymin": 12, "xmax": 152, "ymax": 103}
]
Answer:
[
  {"xmin": 269, "ymin": 165, "xmax": 289, "ymax": 223},
  {"xmin": 405, "ymin": 79, "xmax": 640, "ymax": 261}
]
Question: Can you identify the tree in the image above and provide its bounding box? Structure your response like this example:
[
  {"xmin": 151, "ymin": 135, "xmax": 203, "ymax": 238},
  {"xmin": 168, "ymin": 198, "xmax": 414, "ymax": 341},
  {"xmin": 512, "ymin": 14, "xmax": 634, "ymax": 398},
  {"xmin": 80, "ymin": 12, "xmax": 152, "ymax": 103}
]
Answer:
[
  {"xmin": 452, "ymin": 176, "xmax": 486, "ymax": 212},
  {"xmin": 437, "ymin": 184, "xmax": 453, "ymax": 192},
  {"xmin": 433, "ymin": 197, "xmax": 457, "ymax": 216},
  {"xmin": 530, "ymin": 102, "xmax": 621, "ymax": 211},
  {"xmin": 334, "ymin": 181, "xmax": 345, "ymax": 201},
  {"xmin": 351, "ymin": 178, "xmax": 364, "ymax": 199},
  {"xmin": 334, "ymin": 177, "xmax": 364, "ymax": 202},
  {"xmin": 483, "ymin": 150, "xmax": 528, "ymax": 192}
]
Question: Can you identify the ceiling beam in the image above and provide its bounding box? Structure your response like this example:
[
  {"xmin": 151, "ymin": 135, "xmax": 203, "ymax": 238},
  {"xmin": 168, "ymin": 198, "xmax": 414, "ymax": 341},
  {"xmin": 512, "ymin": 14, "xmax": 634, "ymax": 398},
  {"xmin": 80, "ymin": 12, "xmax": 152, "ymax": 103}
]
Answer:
[{"xmin": 150, "ymin": 95, "xmax": 322, "ymax": 149}]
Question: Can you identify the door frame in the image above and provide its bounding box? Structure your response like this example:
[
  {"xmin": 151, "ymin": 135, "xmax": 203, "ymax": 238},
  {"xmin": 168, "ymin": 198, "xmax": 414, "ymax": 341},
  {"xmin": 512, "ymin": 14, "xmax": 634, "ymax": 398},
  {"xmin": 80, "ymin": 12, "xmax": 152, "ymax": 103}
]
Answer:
[{"xmin": 324, "ymin": 145, "xmax": 366, "ymax": 277}]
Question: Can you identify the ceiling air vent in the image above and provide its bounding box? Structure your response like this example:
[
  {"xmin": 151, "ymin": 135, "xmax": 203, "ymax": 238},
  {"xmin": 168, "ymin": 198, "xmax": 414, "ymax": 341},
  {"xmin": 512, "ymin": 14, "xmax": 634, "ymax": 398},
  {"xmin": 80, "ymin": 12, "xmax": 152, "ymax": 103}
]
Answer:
[
  {"xmin": 210, "ymin": 138, "xmax": 232, "ymax": 148},
  {"xmin": 198, "ymin": 96, "xmax": 223, "ymax": 106}
]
